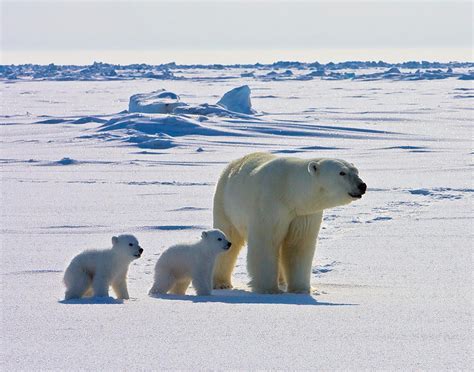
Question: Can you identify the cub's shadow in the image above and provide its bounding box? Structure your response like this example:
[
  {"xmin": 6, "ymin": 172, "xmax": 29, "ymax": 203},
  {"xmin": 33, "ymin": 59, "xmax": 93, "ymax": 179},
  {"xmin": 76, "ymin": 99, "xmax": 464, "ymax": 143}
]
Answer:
[
  {"xmin": 59, "ymin": 296, "xmax": 124, "ymax": 305},
  {"xmin": 150, "ymin": 289, "xmax": 357, "ymax": 306}
]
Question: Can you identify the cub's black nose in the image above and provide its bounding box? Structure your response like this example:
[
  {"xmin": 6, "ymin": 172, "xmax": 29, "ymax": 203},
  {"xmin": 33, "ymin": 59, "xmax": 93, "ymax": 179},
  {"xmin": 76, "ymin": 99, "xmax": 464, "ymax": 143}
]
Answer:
[
  {"xmin": 227, "ymin": 242, "xmax": 232, "ymax": 248},
  {"xmin": 358, "ymin": 183, "xmax": 367, "ymax": 194},
  {"xmin": 139, "ymin": 248, "xmax": 144, "ymax": 253}
]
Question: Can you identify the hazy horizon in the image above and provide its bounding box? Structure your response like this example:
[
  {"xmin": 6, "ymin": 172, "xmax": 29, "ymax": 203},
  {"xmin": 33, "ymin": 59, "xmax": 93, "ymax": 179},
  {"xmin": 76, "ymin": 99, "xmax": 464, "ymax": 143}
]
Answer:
[
  {"xmin": 2, "ymin": 47, "xmax": 472, "ymax": 66},
  {"xmin": 2, "ymin": 0, "xmax": 473, "ymax": 65}
]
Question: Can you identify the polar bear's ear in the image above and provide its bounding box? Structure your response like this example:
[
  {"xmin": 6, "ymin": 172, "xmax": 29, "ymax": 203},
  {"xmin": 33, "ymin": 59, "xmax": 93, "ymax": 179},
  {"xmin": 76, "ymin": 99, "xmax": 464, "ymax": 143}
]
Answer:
[
  {"xmin": 112, "ymin": 236, "xmax": 119, "ymax": 246},
  {"xmin": 201, "ymin": 231, "xmax": 208, "ymax": 239},
  {"xmin": 308, "ymin": 161, "xmax": 319, "ymax": 175}
]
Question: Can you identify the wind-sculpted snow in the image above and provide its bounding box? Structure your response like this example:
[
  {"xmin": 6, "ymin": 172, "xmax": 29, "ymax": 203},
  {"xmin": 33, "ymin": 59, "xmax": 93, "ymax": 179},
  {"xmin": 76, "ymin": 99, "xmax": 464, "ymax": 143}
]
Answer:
[
  {"xmin": 98, "ymin": 114, "xmax": 230, "ymax": 136},
  {"xmin": 1, "ymin": 61, "xmax": 472, "ymax": 81},
  {"xmin": 37, "ymin": 82, "xmax": 405, "ymax": 150}
]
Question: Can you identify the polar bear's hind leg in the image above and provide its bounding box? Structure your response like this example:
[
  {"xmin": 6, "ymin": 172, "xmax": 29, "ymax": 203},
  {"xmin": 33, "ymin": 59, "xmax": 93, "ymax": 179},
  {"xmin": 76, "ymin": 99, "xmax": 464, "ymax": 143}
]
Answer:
[
  {"xmin": 212, "ymin": 201, "xmax": 245, "ymax": 289},
  {"xmin": 170, "ymin": 278, "xmax": 191, "ymax": 295},
  {"xmin": 149, "ymin": 269, "xmax": 175, "ymax": 295},
  {"xmin": 64, "ymin": 270, "xmax": 91, "ymax": 300}
]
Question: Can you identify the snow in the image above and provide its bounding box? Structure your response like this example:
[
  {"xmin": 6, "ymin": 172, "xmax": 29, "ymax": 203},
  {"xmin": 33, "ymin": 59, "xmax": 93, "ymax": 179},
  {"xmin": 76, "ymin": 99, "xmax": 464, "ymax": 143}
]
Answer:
[{"xmin": 1, "ymin": 64, "xmax": 472, "ymax": 370}]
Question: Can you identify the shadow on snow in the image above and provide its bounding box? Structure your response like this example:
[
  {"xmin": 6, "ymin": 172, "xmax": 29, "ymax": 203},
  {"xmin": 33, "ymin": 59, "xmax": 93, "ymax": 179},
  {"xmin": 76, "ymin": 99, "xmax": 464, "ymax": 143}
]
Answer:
[{"xmin": 149, "ymin": 289, "xmax": 357, "ymax": 306}]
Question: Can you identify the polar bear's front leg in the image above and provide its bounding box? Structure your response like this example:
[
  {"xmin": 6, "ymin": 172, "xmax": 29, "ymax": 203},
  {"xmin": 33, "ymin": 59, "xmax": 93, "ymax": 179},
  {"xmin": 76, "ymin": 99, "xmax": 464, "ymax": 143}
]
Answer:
[
  {"xmin": 92, "ymin": 274, "xmax": 110, "ymax": 297},
  {"xmin": 192, "ymin": 268, "xmax": 213, "ymax": 296},
  {"xmin": 112, "ymin": 276, "xmax": 129, "ymax": 299},
  {"xmin": 282, "ymin": 212, "xmax": 323, "ymax": 293}
]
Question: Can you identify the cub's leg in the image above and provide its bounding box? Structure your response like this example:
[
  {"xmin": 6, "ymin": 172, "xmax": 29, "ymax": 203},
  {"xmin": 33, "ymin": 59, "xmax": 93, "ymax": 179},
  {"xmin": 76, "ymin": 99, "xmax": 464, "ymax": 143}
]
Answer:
[
  {"xmin": 149, "ymin": 268, "xmax": 175, "ymax": 295},
  {"xmin": 112, "ymin": 275, "xmax": 130, "ymax": 299},
  {"xmin": 170, "ymin": 278, "xmax": 192, "ymax": 295},
  {"xmin": 92, "ymin": 274, "xmax": 110, "ymax": 297}
]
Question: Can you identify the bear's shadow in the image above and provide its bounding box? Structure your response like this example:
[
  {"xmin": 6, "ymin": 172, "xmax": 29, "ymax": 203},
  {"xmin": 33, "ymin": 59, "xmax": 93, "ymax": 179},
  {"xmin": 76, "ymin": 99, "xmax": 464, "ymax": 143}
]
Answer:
[{"xmin": 150, "ymin": 289, "xmax": 357, "ymax": 306}]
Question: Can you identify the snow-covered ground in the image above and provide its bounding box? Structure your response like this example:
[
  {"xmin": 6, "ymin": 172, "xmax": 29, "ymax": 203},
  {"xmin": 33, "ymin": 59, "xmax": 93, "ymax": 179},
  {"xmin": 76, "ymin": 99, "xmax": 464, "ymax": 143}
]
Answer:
[{"xmin": 1, "ymin": 68, "xmax": 472, "ymax": 370}]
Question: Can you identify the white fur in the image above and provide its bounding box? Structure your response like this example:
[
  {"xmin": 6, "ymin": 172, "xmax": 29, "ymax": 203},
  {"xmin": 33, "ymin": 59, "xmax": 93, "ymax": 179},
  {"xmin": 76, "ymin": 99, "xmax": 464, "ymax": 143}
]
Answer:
[
  {"xmin": 63, "ymin": 234, "xmax": 143, "ymax": 300},
  {"xmin": 149, "ymin": 229, "xmax": 231, "ymax": 296},
  {"xmin": 212, "ymin": 152, "xmax": 366, "ymax": 294}
]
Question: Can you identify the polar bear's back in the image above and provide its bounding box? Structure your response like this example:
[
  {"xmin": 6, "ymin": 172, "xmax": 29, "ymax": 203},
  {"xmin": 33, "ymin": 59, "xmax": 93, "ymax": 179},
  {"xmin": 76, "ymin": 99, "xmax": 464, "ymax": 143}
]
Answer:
[
  {"xmin": 226, "ymin": 152, "xmax": 276, "ymax": 178},
  {"xmin": 156, "ymin": 243, "xmax": 199, "ymax": 277},
  {"xmin": 64, "ymin": 249, "xmax": 112, "ymax": 283},
  {"xmin": 214, "ymin": 152, "xmax": 308, "ymax": 230},
  {"xmin": 216, "ymin": 153, "xmax": 275, "ymax": 210}
]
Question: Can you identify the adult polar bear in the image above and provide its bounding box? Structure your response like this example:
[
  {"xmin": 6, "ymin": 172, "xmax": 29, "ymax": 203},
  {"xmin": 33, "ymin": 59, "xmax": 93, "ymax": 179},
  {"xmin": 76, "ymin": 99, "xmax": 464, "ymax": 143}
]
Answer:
[{"xmin": 213, "ymin": 152, "xmax": 366, "ymax": 294}]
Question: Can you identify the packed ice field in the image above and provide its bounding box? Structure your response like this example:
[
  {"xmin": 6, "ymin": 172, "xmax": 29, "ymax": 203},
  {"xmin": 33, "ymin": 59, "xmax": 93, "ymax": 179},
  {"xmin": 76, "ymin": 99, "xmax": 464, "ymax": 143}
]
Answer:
[{"xmin": 1, "ymin": 61, "xmax": 473, "ymax": 370}]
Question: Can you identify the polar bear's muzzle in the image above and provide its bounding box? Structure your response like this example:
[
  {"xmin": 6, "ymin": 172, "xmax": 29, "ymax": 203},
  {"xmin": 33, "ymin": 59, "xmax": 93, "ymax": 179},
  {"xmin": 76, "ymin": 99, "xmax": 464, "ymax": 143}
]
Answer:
[
  {"xmin": 223, "ymin": 242, "xmax": 232, "ymax": 250},
  {"xmin": 134, "ymin": 247, "xmax": 144, "ymax": 258},
  {"xmin": 349, "ymin": 182, "xmax": 367, "ymax": 199}
]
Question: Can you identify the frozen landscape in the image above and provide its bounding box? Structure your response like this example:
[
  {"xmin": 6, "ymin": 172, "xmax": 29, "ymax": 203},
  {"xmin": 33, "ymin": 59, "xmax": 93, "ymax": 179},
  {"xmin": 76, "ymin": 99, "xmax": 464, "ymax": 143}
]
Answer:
[{"xmin": 1, "ymin": 61, "xmax": 473, "ymax": 370}]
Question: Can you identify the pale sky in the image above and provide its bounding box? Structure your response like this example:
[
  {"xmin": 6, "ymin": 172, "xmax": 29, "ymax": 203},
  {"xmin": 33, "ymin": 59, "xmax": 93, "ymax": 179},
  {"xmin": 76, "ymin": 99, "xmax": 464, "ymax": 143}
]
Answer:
[{"xmin": 2, "ymin": 0, "xmax": 473, "ymax": 64}]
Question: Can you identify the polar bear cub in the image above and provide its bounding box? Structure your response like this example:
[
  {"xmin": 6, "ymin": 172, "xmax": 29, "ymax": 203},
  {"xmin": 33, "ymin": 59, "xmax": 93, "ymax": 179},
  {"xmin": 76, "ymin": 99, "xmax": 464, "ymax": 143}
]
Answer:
[
  {"xmin": 63, "ymin": 234, "xmax": 143, "ymax": 300},
  {"xmin": 149, "ymin": 229, "xmax": 231, "ymax": 296}
]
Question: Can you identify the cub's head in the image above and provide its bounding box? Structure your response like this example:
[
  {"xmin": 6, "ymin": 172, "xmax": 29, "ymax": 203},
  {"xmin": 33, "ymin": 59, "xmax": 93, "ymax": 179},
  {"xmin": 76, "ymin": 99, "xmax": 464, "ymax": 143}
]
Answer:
[
  {"xmin": 112, "ymin": 234, "xmax": 143, "ymax": 260},
  {"xmin": 201, "ymin": 229, "xmax": 232, "ymax": 253},
  {"xmin": 307, "ymin": 158, "xmax": 366, "ymax": 209}
]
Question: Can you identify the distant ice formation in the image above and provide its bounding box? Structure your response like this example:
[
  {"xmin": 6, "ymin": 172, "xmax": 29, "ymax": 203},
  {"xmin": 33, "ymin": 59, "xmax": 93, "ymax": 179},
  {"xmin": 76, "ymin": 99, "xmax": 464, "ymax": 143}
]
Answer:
[
  {"xmin": 217, "ymin": 85, "xmax": 255, "ymax": 115},
  {"xmin": 2, "ymin": 61, "xmax": 472, "ymax": 82},
  {"xmin": 127, "ymin": 85, "xmax": 256, "ymax": 117}
]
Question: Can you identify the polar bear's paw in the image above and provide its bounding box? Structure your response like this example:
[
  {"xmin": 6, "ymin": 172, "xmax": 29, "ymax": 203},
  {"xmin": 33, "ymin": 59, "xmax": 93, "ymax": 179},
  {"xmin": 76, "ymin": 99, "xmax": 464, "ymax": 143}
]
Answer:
[
  {"xmin": 287, "ymin": 288, "xmax": 311, "ymax": 294},
  {"xmin": 254, "ymin": 287, "xmax": 284, "ymax": 295},
  {"xmin": 213, "ymin": 281, "xmax": 233, "ymax": 290}
]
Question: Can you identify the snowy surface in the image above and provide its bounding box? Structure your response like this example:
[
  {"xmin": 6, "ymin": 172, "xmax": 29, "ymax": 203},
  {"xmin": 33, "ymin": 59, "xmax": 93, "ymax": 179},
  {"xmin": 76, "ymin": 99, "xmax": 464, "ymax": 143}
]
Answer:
[{"xmin": 1, "ymin": 66, "xmax": 473, "ymax": 370}]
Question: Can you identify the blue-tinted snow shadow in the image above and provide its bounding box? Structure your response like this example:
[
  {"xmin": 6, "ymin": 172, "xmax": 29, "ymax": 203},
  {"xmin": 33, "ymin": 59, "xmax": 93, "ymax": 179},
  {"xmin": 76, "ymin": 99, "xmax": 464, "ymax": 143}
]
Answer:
[
  {"xmin": 150, "ymin": 289, "xmax": 357, "ymax": 306},
  {"xmin": 59, "ymin": 296, "xmax": 124, "ymax": 305}
]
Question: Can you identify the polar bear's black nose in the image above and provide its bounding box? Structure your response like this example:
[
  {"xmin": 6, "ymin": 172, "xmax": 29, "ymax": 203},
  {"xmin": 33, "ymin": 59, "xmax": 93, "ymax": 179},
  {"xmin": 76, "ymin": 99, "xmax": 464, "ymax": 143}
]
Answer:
[
  {"xmin": 139, "ymin": 248, "xmax": 144, "ymax": 254},
  {"xmin": 227, "ymin": 242, "xmax": 232, "ymax": 248},
  {"xmin": 358, "ymin": 183, "xmax": 367, "ymax": 194}
]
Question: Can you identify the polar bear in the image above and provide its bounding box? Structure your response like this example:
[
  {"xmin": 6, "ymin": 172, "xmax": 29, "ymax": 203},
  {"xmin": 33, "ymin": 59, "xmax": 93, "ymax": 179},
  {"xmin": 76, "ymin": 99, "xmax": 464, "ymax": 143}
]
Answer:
[
  {"xmin": 63, "ymin": 234, "xmax": 143, "ymax": 300},
  {"xmin": 149, "ymin": 229, "xmax": 231, "ymax": 296},
  {"xmin": 212, "ymin": 152, "xmax": 366, "ymax": 294}
]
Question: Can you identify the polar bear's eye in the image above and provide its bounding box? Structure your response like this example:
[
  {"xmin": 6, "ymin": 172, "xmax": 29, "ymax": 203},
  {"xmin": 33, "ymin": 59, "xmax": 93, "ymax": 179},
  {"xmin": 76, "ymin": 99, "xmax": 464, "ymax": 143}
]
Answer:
[
  {"xmin": 217, "ymin": 238, "xmax": 222, "ymax": 241},
  {"xmin": 339, "ymin": 171, "xmax": 346, "ymax": 176},
  {"xmin": 129, "ymin": 243, "xmax": 134, "ymax": 247}
]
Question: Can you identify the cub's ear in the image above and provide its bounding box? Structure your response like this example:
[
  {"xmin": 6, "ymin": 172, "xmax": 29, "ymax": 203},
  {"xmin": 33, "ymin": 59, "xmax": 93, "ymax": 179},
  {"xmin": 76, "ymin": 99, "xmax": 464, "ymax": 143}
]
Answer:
[
  {"xmin": 201, "ymin": 231, "xmax": 208, "ymax": 239},
  {"xmin": 308, "ymin": 161, "xmax": 319, "ymax": 175},
  {"xmin": 112, "ymin": 236, "xmax": 119, "ymax": 246}
]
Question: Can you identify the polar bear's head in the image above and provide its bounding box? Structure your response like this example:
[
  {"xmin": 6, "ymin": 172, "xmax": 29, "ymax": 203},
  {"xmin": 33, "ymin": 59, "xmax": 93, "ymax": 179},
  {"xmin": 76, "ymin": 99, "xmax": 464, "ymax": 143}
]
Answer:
[
  {"xmin": 201, "ymin": 229, "xmax": 232, "ymax": 253},
  {"xmin": 112, "ymin": 234, "xmax": 143, "ymax": 260},
  {"xmin": 304, "ymin": 158, "xmax": 366, "ymax": 211}
]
